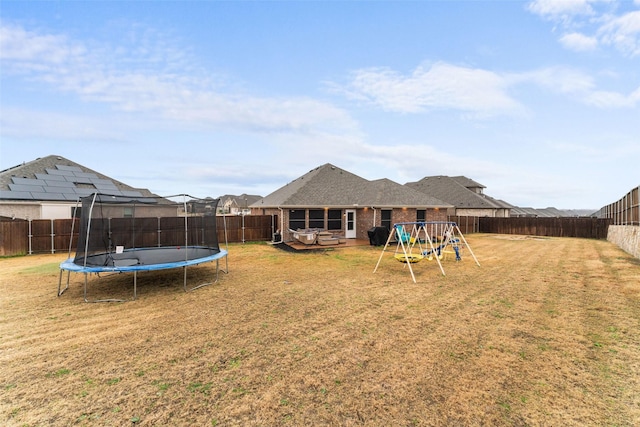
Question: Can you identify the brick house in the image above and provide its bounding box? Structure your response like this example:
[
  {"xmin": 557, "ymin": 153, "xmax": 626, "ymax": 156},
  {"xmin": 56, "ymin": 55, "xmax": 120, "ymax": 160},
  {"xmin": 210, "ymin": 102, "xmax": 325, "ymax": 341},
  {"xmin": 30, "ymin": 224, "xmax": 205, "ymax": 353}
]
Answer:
[
  {"xmin": 219, "ymin": 194, "xmax": 262, "ymax": 215},
  {"xmin": 406, "ymin": 175, "xmax": 512, "ymax": 217},
  {"xmin": 250, "ymin": 164, "xmax": 452, "ymax": 242}
]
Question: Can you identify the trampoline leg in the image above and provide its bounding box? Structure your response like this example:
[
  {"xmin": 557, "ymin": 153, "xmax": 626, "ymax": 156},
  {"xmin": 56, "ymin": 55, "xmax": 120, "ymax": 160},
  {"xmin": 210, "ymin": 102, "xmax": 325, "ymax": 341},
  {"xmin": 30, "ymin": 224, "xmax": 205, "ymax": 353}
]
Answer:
[
  {"xmin": 183, "ymin": 266, "xmax": 188, "ymax": 292},
  {"xmin": 184, "ymin": 255, "xmax": 226, "ymax": 292},
  {"xmin": 220, "ymin": 254, "xmax": 228, "ymax": 274},
  {"xmin": 83, "ymin": 272, "xmax": 134, "ymax": 303},
  {"xmin": 83, "ymin": 273, "xmax": 89, "ymax": 302},
  {"xmin": 134, "ymin": 271, "xmax": 137, "ymax": 300},
  {"xmin": 57, "ymin": 270, "xmax": 70, "ymax": 296}
]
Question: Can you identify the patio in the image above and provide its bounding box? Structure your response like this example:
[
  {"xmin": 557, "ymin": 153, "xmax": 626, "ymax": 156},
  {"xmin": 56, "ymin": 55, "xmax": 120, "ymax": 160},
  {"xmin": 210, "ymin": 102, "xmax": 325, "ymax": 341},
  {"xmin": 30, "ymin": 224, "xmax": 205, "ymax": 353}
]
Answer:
[{"xmin": 281, "ymin": 238, "xmax": 371, "ymax": 251}]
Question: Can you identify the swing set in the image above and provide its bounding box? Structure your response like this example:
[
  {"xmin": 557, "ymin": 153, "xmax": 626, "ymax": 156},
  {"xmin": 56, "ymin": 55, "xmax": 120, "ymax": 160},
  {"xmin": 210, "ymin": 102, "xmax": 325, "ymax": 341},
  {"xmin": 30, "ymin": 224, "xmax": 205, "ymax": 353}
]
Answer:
[{"xmin": 373, "ymin": 221, "xmax": 480, "ymax": 283}]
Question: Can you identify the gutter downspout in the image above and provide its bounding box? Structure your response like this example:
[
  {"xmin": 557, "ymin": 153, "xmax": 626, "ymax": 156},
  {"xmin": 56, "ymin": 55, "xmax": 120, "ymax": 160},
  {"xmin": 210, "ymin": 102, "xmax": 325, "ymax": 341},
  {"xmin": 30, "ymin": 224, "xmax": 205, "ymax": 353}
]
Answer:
[{"xmin": 276, "ymin": 207, "xmax": 284, "ymax": 243}]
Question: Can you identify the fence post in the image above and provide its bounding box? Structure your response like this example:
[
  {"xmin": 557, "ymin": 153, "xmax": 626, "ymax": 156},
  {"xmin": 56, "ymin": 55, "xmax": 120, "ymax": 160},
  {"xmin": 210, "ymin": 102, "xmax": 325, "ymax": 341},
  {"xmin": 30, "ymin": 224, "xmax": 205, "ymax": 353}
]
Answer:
[
  {"xmin": 28, "ymin": 219, "xmax": 33, "ymax": 255},
  {"xmin": 50, "ymin": 219, "xmax": 55, "ymax": 254}
]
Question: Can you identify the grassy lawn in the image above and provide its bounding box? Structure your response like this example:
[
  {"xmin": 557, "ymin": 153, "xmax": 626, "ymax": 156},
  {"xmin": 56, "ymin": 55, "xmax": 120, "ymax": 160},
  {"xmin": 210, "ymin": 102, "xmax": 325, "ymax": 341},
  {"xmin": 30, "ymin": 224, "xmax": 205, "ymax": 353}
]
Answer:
[{"xmin": 1, "ymin": 234, "xmax": 639, "ymax": 426}]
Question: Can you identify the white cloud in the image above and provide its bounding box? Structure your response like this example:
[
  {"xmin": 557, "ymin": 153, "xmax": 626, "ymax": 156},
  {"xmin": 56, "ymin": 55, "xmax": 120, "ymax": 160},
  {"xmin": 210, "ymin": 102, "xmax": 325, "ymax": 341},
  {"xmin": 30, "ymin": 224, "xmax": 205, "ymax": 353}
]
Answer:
[
  {"xmin": 358, "ymin": 143, "xmax": 500, "ymax": 182},
  {"xmin": 528, "ymin": 0, "xmax": 640, "ymax": 57},
  {"xmin": 0, "ymin": 23, "xmax": 86, "ymax": 64},
  {"xmin": 527, "ymin": 0, "xmax": 596, "ymax": 21},
  {"xmin": 0, "ymin": 21, "xmax": 356, "ymax": 137},
  {"xmin": 336, "ymin": 61, "xmax": 524, "ymax": 118},
  {"xmin": 584, "ymin": 86, "xmax": 640, "ymax": 107},
  {"xmin": 597, "ymin": 10, "xmax": 640, "ymax": 56},
  {"xmin": 517, "ymin": 66, "xmax": 596, "ymax": 94},
  {"xmin": 546, "ymin": 135, "xmax": 640, "ymax": 166},
  {"xmin": 0, "ymin": 107, "xmax": 125, "ymax": 141},
  {"xmin": 518, "ymin": 66, "xmax": 640, "ymax": 108},
  {"xmin": 338, "ymin": 61, "xmax": 639, "ymax": 114},
  {"xmin": 559, "ymin": 32, "xmax": 599, "ymax": 51}
]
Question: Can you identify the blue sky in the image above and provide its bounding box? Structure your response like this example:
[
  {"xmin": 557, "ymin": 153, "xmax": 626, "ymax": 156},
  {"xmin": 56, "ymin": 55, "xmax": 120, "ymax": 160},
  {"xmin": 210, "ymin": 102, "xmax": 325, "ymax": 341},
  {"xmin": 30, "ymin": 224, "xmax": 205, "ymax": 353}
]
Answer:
[{"xmin": 1, "ymin": 0, "xmax": 639, "ymax": 209}]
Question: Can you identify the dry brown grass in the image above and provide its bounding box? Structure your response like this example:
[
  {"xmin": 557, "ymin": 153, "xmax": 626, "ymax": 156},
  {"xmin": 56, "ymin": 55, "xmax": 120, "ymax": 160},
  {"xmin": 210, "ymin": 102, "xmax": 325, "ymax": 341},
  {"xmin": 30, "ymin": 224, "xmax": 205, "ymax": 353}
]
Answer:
[{"xmin": 1, "ymin": 234, "xmax": 639, "ymax": 426}]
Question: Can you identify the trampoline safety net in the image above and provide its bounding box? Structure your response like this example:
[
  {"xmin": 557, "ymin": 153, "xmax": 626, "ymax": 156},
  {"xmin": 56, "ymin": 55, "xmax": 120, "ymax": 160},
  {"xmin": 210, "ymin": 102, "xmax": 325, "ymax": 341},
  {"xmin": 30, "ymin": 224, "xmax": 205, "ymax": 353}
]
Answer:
[{"xmin": 73, "ymin": 194, "xmax": 221, "ymax": 267}]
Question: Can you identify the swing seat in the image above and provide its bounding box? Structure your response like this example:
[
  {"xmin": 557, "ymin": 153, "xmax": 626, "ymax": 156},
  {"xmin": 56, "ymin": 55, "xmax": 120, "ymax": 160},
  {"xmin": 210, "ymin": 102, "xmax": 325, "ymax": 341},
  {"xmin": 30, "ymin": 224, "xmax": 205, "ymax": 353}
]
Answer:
[
  {"xmin": 442, "ymin": 250, "xmax": 457, "ymax": 260},
  {"xmin": 394, "ymin": 225, "xmax": 415, "ymax": 243},
  {"xmin": 394, "ymin": 253, "xmax": 423, "ymax": 263}
]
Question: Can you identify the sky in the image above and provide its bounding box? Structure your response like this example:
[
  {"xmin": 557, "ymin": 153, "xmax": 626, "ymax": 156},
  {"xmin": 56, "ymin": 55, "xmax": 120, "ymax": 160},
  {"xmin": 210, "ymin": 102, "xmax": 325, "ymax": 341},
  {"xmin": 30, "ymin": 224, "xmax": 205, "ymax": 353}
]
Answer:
[{"xmin": 1, "ymin": 1, "xmax": 639, "ymax": 210}]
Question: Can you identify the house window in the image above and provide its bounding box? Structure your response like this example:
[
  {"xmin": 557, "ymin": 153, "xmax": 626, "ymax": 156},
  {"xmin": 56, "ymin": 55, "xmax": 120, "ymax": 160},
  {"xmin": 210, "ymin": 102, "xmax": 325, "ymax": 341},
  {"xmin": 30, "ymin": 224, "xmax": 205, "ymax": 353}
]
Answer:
[
  {"xmin": 71, "ymin": 206, "xmax": 82, "ymax": 219},
  {"xmin": 381, "ymin": 210, "xmax": 392, "ymax": 231},
  {"xmin": 289, "ymin": 210, "xmax": 305, "ymax": 230},
  {"xmin": 308, "ymin": 209, "xmax": 324, "ymax": 229},
  {"xmin": 327, "ymin": 209, "xmax": 342, "ymax": 230},
  {"xmin": 123, "ymin": 207, "xmax": 134, "ymax": 218},
  {"xmin": 417, "ymin": 209, "xmax": 426, "ymax": 223}
]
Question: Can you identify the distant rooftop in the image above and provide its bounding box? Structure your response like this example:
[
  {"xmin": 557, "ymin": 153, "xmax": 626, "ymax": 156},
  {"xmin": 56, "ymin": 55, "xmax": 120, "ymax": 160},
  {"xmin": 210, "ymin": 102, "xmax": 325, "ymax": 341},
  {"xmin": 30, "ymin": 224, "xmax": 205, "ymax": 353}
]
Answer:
[{"xmin": 0, "ymin": 155, "xmax": 155, "ymax": 201}]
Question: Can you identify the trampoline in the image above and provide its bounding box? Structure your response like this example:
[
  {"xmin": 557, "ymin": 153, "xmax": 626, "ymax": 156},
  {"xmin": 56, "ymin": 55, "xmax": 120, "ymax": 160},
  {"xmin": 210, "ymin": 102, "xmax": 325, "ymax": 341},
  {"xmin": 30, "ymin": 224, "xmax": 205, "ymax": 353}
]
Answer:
[{"xmin": 58, "ymin": 193, "xmax": 228, "ymax": 302}]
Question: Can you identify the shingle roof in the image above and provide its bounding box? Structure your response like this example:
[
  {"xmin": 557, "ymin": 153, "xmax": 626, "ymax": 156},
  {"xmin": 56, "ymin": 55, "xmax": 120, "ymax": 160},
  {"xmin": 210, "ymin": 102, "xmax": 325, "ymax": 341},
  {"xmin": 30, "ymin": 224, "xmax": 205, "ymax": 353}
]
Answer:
[
  {"xmin": 510, "ymin": 207, "xmax": 538, "ymax": 217},
  {"xmin": 511, "ymin": 207, "xmax": 559, "ymax": 217},
  {"xmin": 405, "ymin": 175, "xmax": 504, "ymax": 209},
  {"xmin": 220, "ymin": 193, "xmax": 262, "ymax": 209},
  {"xmin": 485, "ymin": 196, "xmax": 514, "ymax": 209},
  {"xmin": 511, "ymin": 207, "xmax": 597, "ymax": 217},
  {"xmin": 251, "ymin": 164, "xmax": 451, "ymax": 209},
  {"xmin": 450, "ymin": 176, "xmax": 486, "ymax": 189},
  {"xmin": 0, "ymin": 155, "xmax": 156, "ymax": 201}
]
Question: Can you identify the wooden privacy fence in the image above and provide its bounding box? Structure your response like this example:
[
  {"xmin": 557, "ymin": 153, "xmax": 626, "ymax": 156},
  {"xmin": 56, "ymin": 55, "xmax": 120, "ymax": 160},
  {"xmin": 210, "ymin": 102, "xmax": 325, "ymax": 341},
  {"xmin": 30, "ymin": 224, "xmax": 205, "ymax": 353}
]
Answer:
[
  {"xmin": 222, "ymin": 215, "xmax": 279, "ymax": 244},
  {"xmin": 595, "ymin": 185, "xmax": 639, "ymax": 226},
  {"xmin": 447, "ymin": 215, "xmax": 480, "ymax": 235},
  {"xmin": 478, "ymin": 217, "xmax": 611, "ymax": 239},
  {"xmin": 0, "ymin": 214, "xmax": 615, "ymax": 256},
  {"xmin": 0, "ymin": 215, "xmax": 277, "ymax": 256}
]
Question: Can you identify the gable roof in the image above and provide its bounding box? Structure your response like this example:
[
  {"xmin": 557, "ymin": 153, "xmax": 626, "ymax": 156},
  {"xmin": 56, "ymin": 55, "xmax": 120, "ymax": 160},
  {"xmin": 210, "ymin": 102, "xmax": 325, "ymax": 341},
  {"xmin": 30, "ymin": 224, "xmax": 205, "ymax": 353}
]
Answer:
[
  {"xmin": 219, "ymin": 193, "xmax": 262, "ymax": 207},
  {"xmin": 405, "ymin": 175, "xmax": 506, "ymax": 210},
  {"xmin": 252, "ymin": 164, "xmax": 451, "ymax": 209},
  {"xmin": 0, "ymin": 155, "xmax": 155, "ymax": 202},
  {"xmin": 484, "ymin": 196, "xmax": 514, "ymax": 209},
  {"xmin": 450, "ymin": 176, "xmax": 486, "ymax": 190}
]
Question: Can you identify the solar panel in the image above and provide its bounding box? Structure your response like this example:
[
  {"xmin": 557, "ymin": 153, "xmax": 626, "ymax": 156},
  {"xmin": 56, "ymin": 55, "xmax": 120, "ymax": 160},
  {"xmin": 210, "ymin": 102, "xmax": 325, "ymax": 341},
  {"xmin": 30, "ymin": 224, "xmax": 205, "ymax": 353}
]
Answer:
[
  {"xmin": 2, "ymin": 161, "xmax": 151, "ymax": 205},
  {"xmin": 91, "ymin": 178, "xmax": 115, "ymax": 185},
  {"xmin": 44, "ymin": 180, "xmax": 76, "ymax": 188},
  {"xmin": 46, "ymin": 169, "xmax": 76, "ymax": 177},
  {"xmin": 12, "ymin": 177, "xmax": 47, "ymax": 186},
  {"xmin": 72, "ymin": 178, "xmax": 95, "ymax": 185},
  {"xmin": 36, "ymin": 173, "xmax": 66, "ymax": 181},
  {"xmin": 0, "ymin": 190, "xmax": 32, "ymax": 200},
  {"xmin": 73, "ymin": 172, "xmax": 99, "ymax": 179},
  {"xmin": 63, "ymin": 194, "xmax": 82, "ymax": 201},
  {"xmin": 30, "ymin": 192, "xmax": 65, "ymax": 200},
  {"xmin": 55, "ymin": 165, "xmax": 83, "ymax": 172},
  {"xmin": 73, "ymin": 188, "xmax": 98, "ymax": 196},
  {"xmin": 10, "ymin": 183, "xmax": 46, "ymax": 193},
  {"xmin": 93, "ymin": 180, "xmax": 119, "ymax": 190},
  {"xmin": 44, "ymin": 187, "xmax": 77, "ymax": 195}
]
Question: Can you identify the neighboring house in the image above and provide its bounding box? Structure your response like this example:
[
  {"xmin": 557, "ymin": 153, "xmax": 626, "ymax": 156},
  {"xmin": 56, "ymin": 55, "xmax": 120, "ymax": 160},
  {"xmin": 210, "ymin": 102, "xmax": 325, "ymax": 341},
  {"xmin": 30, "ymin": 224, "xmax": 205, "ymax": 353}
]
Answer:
[
  {"xmin": 219, "ymin": 194, "xmax": 262, "ymax": 215},
  {"xmin": 0, "ymin": 155, "xmax": 171, "ymax": 220},
  {"xmin": 510, "ymin": 206, "xmax": 541, "ymax": 217},
  {"xmin": 185, "ymin": 197, "xmax": 221, "ymax": 216},
  {"xmin": 405, "ymin": 175, "xmax": 513, "ymax": 217},
  {"xmin": 510, "ymin": 207, "xmax": 596, "ymax": 218},
  {"xmin": 250, "ymin": 163, "xmax": 452, "ymax": 242}
]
